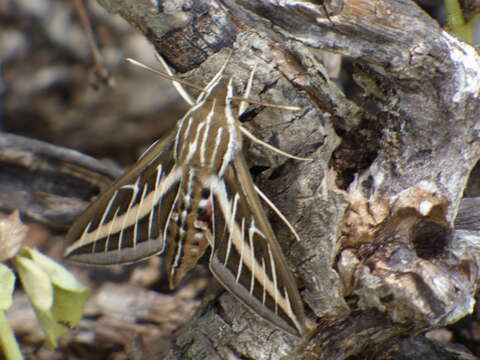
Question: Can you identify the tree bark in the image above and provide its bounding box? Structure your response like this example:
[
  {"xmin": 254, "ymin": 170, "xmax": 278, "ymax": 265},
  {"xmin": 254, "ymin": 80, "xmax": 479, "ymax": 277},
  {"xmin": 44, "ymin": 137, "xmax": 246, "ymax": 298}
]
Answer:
[{"xmin": 40, "ymin": 0, "xmax": 480, "ymax": 358}]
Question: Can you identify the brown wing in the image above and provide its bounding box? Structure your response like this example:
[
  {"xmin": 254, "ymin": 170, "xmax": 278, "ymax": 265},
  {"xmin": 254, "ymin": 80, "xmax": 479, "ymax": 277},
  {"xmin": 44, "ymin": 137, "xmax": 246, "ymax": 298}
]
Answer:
[
  {"xmin": 65, "ymin": 133, "xmax": 182, "ymax": 265},
  {"xmin": 207, "ymin": 154, "xmax": 306, "ymax": 336}
]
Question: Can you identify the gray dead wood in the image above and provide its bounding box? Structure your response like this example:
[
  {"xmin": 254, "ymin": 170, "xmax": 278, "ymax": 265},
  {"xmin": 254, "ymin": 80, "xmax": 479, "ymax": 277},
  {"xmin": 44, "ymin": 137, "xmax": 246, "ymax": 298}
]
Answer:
[
  {"xmin": 0, "ymin": 133, "xmax": 121, "ymax": 228},
  {"xmin": 54, "ymin": 0, "xmax": 480, "ymax": 358}
]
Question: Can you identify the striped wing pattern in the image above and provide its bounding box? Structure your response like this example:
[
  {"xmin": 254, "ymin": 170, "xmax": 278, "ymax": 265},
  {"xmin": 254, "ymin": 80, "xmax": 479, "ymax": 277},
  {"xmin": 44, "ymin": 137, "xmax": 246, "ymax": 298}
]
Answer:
[
  {"xmin": 65, "ymin": 134, "xmax": 180, "ymax": 265},
  {"xmin": 65, "ymin": 59, "xmax": 306, "ymax": 336},
  {"xmin": 208, "ymin": 156, "xmax": 305, "ymax": 335}
]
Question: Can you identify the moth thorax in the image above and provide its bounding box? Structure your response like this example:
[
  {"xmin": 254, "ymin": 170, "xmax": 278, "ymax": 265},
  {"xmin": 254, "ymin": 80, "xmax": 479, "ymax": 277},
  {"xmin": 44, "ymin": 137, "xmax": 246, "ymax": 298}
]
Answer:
[{"xmin": 177, "ymin": 110, "xmax": 239, "ymax": 176}]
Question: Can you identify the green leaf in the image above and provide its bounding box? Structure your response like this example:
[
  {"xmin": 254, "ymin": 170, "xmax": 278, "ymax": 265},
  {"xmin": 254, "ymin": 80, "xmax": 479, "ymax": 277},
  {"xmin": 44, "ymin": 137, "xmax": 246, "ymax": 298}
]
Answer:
[
  {"xmin": 0, "ymin": 266, "xmax": 21, "ymax": 360},
  {"xmin": 50, "ymin": 285, "xmax": 89, "ymax": 331},
  {"xmin": 444, "ymin": 0, "xmax": 480, "ymax": 44},
  {"xmin": 15, "ymin": 256, "xmax": 53, "ymax": 311},
  {"xmin": 15, "ymin": 247, "xmax": 89, "ymax": 348},
  {"xmin": 31, "ymin": 307, "xmax": 68, "ymax": 349},
  {"xmin": 0, "ymin": 311, "xmax": 23, "ymax": 360},
  {"xmin": 445, "ymin": 0, "xmax": 465, "ymax": 28},
  {"xmin": 0, "ymin": 264, "xmax": 15, "ymax": 311},
  {"xmin": 19, "ymin": 247, "xmax": 86, "ymax": 292}
]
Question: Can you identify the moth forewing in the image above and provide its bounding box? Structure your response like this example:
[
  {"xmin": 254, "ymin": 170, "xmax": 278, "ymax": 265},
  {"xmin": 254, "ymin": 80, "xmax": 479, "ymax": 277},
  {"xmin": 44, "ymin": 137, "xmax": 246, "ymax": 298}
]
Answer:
[
  {"xmin": 65, "ymin": 133, "xmax": 179, "ymax": 265},
  {"xmin": 65, "ymin": 53, "xmax": 307, "ymax": 336},
  {"xmin": 208, "ymin": 154, "xmax": 306, "ymax": 336}
]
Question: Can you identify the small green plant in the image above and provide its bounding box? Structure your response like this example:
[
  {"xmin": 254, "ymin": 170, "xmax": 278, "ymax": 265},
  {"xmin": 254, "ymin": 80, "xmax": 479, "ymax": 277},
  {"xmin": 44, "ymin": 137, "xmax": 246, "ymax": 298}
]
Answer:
[
  {"xmin": 0, "ymin": 264, "xmax": 21, "ymax": 360},
  {"xmin": 0, "ymin": 212, "xmax": 89, "ymax": 360},
  {"xmin": 445, "ymin": 0, "xmax": 480, "ymax": 44}
]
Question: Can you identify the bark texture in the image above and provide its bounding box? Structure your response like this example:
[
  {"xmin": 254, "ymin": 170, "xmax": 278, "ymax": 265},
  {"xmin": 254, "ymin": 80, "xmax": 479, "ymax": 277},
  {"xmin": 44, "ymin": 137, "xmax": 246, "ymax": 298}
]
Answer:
[
  {"xmin": 0, "ymin": 133, "xmax": 121, "ymax": 229},
  {"xmin": 8, "ymin": 0, "xmax": 480, "ymax": 358},
  {"xmin": 92, "ymin": 0, "xmax": 480, "ymax": 358}
]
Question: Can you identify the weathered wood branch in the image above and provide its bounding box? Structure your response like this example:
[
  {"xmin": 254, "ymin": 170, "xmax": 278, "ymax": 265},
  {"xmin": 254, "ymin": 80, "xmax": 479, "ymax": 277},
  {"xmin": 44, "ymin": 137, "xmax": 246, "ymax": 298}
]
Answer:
[
  {"xmin": 91, "ymin": 0, "xmax": 480, "ymax": 358},
  {"xmin": 0, "ymin": 133, "xmax": 121, "ymax": 228},
  {"xmin": 5, "ymin": 0, "xmax": 479, "ymax": 358}
]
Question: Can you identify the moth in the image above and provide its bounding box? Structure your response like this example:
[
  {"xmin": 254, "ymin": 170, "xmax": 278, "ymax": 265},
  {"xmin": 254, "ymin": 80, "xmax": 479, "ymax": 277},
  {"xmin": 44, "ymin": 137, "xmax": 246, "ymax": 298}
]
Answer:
[{"xmin": 65, "ymin": 52, "xmax": 307, "ymax": 336}]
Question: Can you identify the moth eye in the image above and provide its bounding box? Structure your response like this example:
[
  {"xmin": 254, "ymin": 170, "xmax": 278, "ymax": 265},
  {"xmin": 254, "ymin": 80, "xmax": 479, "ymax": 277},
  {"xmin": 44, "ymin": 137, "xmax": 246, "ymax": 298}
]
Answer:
[
  {"xmin": 197, "ymin": 208, "xmax": 210, "ymax": 223},
  {"xmin": 201, "ymin": 188, "xmax": 210, "ymax": 199}
]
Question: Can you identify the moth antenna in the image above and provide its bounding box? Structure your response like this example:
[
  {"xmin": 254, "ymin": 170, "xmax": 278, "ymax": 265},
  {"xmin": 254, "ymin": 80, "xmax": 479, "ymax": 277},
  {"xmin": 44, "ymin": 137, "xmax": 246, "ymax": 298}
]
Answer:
[
  {"xmin": 125, "ymin": 58, "xmax": 205, "ymax": 92},
  {"xmin": 197, "ymin": 50, "xmax": 234, "ymax": 103},
  {"xmin": 132, "ymin": 53, "xmax": 299, "ymax": 110},
  {"xmin": 254, "ymin": 185, "xmax": 301, "ymax": 243},
  {"xmin": 239, "ymin": 126, "xmax": 312, "ymax": 161},
  {"xmin": 153, "ymin": 51, "xmax": 195, "ymax": 106}
]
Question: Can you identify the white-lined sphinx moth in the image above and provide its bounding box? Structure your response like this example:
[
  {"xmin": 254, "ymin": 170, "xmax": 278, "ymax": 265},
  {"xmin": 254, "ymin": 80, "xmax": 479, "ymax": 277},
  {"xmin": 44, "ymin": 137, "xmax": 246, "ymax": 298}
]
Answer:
[{"xmin": 65, "ymin": 52, "xmax": 306, "ymax": 336}]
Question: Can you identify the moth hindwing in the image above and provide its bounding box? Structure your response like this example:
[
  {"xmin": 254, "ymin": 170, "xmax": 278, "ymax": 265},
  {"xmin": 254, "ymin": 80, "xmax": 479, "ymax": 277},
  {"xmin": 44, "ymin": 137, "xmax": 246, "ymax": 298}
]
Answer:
[{"xmin": 65, "ymin": 54, "xmax": 306, "ymax": 336}]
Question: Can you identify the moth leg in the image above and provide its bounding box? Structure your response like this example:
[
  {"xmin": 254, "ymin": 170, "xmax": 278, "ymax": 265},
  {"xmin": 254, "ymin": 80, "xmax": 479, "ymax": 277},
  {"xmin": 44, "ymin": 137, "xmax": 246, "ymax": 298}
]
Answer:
[{"xmin": 239, "ymin": 126, "xmax": 312, "ymax": 161}]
